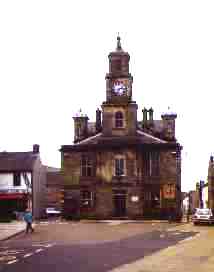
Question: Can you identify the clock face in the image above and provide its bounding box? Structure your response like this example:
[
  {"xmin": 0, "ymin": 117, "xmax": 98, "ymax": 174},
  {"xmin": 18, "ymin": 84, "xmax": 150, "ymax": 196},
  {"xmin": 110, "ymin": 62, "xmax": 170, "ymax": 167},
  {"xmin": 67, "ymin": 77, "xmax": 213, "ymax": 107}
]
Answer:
[{"xmin": 112, "ymin": 81, "xmax": 127, "ymax": 96}]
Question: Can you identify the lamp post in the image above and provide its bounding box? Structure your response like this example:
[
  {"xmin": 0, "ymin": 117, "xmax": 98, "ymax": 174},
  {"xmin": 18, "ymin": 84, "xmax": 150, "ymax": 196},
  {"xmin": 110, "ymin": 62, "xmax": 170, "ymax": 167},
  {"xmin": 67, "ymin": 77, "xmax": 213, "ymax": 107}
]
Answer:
[
  {"xmin": 187, "ymin": 192, "xmax": 191, "ymax": 223},
  {"xmin": 199, "ymin": 180, "xmax": 204, "ymax": 208}
]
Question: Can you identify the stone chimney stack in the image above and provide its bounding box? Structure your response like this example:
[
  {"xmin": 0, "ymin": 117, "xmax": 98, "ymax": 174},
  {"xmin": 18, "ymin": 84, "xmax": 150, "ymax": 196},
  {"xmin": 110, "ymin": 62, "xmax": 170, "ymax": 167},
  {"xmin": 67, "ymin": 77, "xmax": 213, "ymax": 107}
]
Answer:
[
  {"xmin": 161, "ymin": 108, "xmax": 177, "ymax": 140},
  {"xmin": 73, "ymin": 109, "xmax": 89, "ymax": 143},
  {"xmin": 148, "ymin": 107, "xmax": 154, "ymax": 126},
  {"xmin": 142, "ymin": 107, "xmax": 148, "ymax": 127},
  {"xmin": 96, "ymin": 108, "xmax": 102, "ymax": 133},
  {"xmin": 33, "ymin": 144, "xmax": 40, "ymax": 153}
]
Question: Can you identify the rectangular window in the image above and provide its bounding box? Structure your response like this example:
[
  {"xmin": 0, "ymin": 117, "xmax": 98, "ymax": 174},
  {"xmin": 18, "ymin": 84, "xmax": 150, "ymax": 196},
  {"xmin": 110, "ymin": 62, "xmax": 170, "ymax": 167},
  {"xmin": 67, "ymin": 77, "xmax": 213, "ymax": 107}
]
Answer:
[
  {"xmin": 115, "ymin": 119, "xmax": 123, "ymax": 128},
  {"xmin": 151, "ymin": 152, "xmax": 160, "ymax": 176},
  {"xmin": 115, "ymin": 112, "xmax": 124, "ymax": 128},
  {"xmin": 13, "ymin": 173, "xmax": 21, "ymax": 186},
  {"xmin": 81, "ymin": 155, "xmax": 93, "ymax": 177},
  {"xmin": 143, "ymin": 152, "xmax": 150, "ymax": 176},
  {"xmin": 80, "ymin": 190, "xmax": 93, "ymax": 208},
  {"xmin": 143, "ymin": 152, "xmax": 160, "ymax": 177},
  {"xmin": 115, "ymin": 158, "xmax": 125, "ymax": 176}
]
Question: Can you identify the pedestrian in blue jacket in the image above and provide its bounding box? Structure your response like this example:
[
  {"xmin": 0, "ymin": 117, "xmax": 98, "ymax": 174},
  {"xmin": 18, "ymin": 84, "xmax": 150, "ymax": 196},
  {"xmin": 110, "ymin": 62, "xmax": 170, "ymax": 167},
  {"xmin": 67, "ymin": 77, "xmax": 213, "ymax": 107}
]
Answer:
[{"xmin": 23, "ymin": 209, "xmax": 34, "ymax": 234}]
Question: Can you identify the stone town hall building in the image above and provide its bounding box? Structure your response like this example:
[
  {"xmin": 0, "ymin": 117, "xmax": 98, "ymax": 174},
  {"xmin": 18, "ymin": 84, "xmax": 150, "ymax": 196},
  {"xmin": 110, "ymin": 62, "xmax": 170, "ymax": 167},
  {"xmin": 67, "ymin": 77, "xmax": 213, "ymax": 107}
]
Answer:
[{"xmin": 60, "ymin": 37, "xmax": 182, "ymax": 220}]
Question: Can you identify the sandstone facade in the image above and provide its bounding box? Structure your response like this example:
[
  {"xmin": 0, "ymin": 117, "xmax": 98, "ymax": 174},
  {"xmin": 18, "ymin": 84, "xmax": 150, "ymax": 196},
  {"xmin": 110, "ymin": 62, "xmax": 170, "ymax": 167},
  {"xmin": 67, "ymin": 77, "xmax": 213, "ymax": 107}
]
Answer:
[{"xmin": 60, "ymin": 36, "xmax": 182, "ymax": 220}]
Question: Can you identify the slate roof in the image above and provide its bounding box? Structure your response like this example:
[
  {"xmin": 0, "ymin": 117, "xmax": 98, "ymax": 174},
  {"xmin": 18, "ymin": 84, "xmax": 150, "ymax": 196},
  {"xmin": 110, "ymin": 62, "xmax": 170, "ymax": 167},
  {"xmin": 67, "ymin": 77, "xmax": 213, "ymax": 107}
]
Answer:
[
  {"xmin": 73, "ymin": 130, "xmax": 167, "ymax": 146},
  {"xmin": 0, "ymin": 152, "xmax": 38, "ymax": 171},
  {"xmin": 60, "ymin": 130, "xmax": 179, "ymax": 152}
]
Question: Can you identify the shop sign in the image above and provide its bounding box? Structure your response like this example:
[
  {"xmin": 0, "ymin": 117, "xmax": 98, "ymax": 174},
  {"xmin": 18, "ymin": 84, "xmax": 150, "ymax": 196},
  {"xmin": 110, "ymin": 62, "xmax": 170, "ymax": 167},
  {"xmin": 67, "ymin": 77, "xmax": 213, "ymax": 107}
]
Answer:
[{"xmin": 163, "ymin": 184, "xmax": 175, "ymax": 199}]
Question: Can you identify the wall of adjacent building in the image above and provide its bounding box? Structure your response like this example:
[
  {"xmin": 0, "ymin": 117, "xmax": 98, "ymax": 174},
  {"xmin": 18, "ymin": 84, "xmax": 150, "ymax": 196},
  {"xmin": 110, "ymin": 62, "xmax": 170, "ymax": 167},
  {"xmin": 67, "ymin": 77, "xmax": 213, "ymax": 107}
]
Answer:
[
  {"xmin": 32, "ymin": 159, "xmax": 46, "ymax": 219},
  {"xmin": 208, "ymin": 157, "xmax": 214, "ymax": 209},
  {"xmin": 202, "ymin": 184, "xmax": 208, "ymax": 208}
]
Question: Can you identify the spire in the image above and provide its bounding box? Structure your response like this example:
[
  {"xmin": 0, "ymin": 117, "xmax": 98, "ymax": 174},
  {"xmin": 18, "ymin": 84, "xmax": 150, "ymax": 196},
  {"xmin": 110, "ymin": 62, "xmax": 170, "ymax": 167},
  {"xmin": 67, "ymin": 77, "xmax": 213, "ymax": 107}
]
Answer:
[{"xmin": 116, "ymin": 33, "xmax": 122, "ymax": 51}]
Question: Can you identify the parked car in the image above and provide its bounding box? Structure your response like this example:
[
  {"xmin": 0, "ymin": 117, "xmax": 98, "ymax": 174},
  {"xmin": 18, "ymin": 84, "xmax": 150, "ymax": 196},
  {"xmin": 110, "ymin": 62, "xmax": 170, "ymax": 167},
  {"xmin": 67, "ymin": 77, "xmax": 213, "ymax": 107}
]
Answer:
[
  {"xmin": 192, "ymin": 208, "xmax": 214, "ymax": 225},
  {"xmin": 46, "ymin": 207, "xmax": 61, "ymax": 218}
]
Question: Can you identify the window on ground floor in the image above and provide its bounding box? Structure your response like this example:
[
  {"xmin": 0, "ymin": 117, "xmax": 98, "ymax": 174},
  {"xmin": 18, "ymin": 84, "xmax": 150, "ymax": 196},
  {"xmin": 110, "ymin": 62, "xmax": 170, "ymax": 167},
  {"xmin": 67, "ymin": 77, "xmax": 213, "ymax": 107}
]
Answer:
[
  {"xmin": 13, "ymin": 172, "xmax": 21, "ymax": 186},
  {"xmin": 143, "ymin": 191, "xmax": 160, "ymax": 208},
  {"xmin": 80, "ymin": 190, "xmax": 94, "ymax": 208}
]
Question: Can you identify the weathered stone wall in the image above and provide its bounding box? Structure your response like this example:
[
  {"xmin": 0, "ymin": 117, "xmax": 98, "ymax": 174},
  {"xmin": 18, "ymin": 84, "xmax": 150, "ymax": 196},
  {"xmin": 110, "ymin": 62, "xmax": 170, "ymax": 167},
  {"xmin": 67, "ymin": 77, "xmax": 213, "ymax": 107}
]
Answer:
[
  {"xmin": 208, "ymin": 157, "xmax": 214, "ymax": 209},
  {"xmin": 159, "ymin": 150, "xmax": 181, "ymax": 216},
  {"xmin": 102, "ymin": 103, "xmax": 137, "ymax": 137},
  {"xmin": 61, "ymin": 147, "xmax": 181, "ymax": 219},
  {"xmin": 96, "ymin": 151, "xmax": 113, "ymax": 183},
  {"xmin": 62, "ymin": 152, "xmax": 81, "ymax": 185},
  {"xmin": 95, "ymin": 186, "xmax": 113, "ymax": 218},
  {"xmin": 32, "ymin": 160, "xmax": 46, "ymax": 219},
  {"xmin": 46, "ymin": 187, "xmax": 62, "ymax": 210},
  {"xmin": 96, "ymin": 149, "xmax": 137, "ymax": 183},
  {"xmin": 160, "ymin": 151, "xmax": 176, "ymax": 180}
]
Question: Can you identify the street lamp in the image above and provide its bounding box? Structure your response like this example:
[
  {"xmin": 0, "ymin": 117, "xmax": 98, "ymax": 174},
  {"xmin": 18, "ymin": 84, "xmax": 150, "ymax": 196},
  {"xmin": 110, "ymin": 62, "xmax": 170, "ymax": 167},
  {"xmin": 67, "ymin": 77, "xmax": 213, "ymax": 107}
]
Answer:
[{"xmin": 199, "ymin": 180, "xmax": 204, "ymax": 209}]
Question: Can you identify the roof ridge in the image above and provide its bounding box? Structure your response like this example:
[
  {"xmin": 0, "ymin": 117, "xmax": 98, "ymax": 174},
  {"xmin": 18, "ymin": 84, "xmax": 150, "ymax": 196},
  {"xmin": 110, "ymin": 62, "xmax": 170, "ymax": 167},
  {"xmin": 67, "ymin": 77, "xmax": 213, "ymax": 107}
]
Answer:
[{"xmin": 137, "ymin": 130, "xmax": 167, "ymax": 143}]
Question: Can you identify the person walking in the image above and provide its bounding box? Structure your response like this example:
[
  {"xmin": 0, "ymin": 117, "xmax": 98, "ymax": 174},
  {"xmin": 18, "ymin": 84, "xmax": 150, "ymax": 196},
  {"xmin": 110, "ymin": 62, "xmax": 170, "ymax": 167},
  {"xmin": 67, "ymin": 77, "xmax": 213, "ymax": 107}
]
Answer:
[{"xmin": 23, "ymin": 209, "xmax": 34, "ymax": 234}]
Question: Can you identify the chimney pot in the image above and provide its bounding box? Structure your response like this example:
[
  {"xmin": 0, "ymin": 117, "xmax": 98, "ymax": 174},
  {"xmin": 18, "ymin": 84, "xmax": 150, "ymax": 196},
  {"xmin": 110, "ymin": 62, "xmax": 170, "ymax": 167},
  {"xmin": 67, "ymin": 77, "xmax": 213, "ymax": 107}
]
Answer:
[{"xmin": 33, "ymin": 144, "xmax": 40, "ymax": 153}]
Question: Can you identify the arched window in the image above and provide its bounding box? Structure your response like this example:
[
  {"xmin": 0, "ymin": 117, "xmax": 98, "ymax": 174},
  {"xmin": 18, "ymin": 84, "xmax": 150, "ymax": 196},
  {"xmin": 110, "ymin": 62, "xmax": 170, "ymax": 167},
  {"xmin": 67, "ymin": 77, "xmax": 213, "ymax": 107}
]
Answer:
[{"xmin": 115, "ymin": 111, "xmax": 124, "ymax": 128}]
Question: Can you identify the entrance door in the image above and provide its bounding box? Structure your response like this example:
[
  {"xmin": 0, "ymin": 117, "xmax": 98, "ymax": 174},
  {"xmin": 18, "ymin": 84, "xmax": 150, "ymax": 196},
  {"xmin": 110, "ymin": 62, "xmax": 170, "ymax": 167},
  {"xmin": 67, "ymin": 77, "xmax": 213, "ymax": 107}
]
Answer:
[{"xmin": 113, "ymin": 190, "xmax": 126, "ymax": 217}]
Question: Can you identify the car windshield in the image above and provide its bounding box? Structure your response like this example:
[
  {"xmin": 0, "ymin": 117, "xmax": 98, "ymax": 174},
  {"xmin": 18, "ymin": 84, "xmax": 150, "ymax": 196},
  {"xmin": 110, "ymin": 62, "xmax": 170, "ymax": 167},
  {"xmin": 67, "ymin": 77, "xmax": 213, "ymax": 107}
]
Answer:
[{"xmin": 196, "ymin": 209, "xmax": 211, "ymax": 215}]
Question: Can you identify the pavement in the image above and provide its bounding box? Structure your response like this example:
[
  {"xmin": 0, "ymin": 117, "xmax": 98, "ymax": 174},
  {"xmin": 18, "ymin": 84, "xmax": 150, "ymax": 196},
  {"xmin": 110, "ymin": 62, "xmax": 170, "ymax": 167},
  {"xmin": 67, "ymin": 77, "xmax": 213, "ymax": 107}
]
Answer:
[
  {"xmin": 109, "ymin": 223, "xmax": 214, "ymax": 272},
  {"xmin": 0, "ymin": 221, "xmax": 26, "ymax": 241},
  {"xmin": 0, "ymin": 219, "xmax": 186, "ymax": 242},
  {"xmin": 1, "ymin": 220, "xmax": 214, "ymax": 271}
]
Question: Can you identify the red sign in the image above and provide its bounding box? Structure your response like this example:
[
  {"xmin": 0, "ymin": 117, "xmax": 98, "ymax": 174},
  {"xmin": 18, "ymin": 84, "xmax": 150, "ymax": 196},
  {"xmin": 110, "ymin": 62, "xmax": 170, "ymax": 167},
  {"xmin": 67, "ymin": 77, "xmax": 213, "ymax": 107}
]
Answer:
[
  {"xmin": 163, "ymin": 184, "xmax": 175, "ymax": 199},
  {"xmin": 0, "ymin": 193, "xmax": 27, "ymax": 200}
]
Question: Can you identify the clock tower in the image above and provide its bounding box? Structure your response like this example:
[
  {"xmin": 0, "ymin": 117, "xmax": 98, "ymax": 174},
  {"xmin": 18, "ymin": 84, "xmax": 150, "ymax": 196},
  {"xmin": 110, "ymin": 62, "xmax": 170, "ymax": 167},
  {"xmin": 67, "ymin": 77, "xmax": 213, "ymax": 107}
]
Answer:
[
  {"xmin": 102, "ymin": 35, "xmax": 138, "ymax": 136},
  {"xmin": 106, "ymin": 35, "xmax": 133, "ymax": 103}
]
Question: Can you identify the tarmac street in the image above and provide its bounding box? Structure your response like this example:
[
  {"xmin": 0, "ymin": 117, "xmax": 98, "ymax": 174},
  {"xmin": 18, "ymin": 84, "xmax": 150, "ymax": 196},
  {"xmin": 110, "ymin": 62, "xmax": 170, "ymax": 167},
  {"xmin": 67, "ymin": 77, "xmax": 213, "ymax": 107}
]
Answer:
[{"xmin": 0, "ymin": 221, "xmax": 214, "ymax": 272}]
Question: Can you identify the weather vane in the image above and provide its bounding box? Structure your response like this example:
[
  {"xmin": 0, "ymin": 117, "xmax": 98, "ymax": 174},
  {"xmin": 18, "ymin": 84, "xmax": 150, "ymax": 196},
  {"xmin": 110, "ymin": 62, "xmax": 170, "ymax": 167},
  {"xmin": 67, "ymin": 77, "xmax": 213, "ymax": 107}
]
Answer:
[{"xmin": 116, "ymin": 32, "xmax": 122, "ymax": 50}]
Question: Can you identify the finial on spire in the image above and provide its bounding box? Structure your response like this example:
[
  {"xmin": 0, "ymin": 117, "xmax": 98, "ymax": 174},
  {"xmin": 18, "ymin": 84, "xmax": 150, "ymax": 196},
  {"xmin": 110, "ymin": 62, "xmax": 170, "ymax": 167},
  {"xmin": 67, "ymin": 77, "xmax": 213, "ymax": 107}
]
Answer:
[{"xmin": 116, "ymin": 33, "xmax": 122, "ymax": 51}]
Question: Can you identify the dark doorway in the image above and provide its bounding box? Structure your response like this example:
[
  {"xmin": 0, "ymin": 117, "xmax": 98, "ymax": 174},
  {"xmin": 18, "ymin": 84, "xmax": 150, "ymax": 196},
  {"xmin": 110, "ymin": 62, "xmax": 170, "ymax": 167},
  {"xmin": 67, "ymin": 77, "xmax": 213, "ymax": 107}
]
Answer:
[
  {"xmin": 63, "ymin": 198, "xmax": 80, "ymax": 220},
  {"xmin": 113, "ymin": 190, "xmax": 126, "ymax": 217}
]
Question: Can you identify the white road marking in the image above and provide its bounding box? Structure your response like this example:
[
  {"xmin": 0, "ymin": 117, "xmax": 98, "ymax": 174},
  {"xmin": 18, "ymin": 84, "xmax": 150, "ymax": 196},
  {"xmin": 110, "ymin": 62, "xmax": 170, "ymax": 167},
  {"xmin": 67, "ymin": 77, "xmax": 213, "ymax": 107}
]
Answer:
[
  {"xmin": 35, "ymin": 249, "xmax": 44, "ymax": 253},
  {"xmin": 7, "ymin": 260, "xmax": 18, "ymax": 264},
  {"xmin": 178, "ymin": 233, "xmax": 201, "ymax": 244},
  {"xmin": 0, "ymin": 249, "xmax": 25, "ymax": 255},
  {"xmin": 178, "ymin": 236, "xmax": 195, "ymax": 243},
  {"xmin": 45, "ymin": 244, "xmax": 53, "ymax": 248},
  {"xmin": 23, "ymin": 253, "xmax": 33, "ymax": 258},
  {"xmin": 0, "ymin": 256, "xmax": 16, "ymax": 262}
]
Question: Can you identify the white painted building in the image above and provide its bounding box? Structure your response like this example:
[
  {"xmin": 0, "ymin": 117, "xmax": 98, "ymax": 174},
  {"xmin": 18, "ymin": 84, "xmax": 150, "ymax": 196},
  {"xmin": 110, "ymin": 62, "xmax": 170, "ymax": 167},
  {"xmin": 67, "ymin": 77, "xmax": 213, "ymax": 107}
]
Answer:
[{"xmin": 0, "ymin": 145, "xmax": 46, "ymax": 219}]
